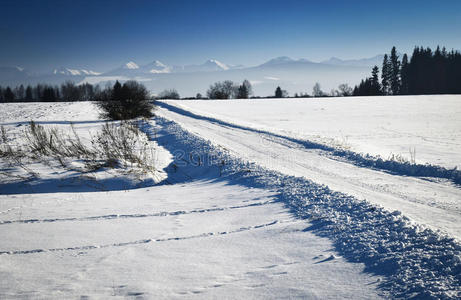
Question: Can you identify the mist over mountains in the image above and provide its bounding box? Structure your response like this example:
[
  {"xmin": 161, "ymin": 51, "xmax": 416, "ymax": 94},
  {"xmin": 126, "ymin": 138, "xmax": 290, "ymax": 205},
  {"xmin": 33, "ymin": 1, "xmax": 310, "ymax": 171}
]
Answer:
[{"xmin": 0, "ymin": 55, "xmax": 379, "ymax": 97}]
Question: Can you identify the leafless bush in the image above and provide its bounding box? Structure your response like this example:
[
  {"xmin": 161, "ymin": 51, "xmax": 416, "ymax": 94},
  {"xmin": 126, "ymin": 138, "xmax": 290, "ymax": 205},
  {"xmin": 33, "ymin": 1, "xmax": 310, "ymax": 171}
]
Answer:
[
  {"xmin": 93, "ymin": 122, "xmax": 156, "ymax": 173},
  {"xmin": 1, "ymin": 121, "xmax": 156, "ymax": 176},
  {"xmin": 0, "ymin": 125, "xmax": 21, "ymax": 159},
  {"xmin": 25, "ymin": 121, "xmax": 97, "ymax": 160}
]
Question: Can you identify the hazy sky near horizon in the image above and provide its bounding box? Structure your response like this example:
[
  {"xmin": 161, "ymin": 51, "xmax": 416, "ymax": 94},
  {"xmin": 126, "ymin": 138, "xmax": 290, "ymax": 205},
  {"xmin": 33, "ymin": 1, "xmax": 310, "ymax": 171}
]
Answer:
[{"xmin": 1, "ymin": 0, "xmax": 460, "ymax": 72}]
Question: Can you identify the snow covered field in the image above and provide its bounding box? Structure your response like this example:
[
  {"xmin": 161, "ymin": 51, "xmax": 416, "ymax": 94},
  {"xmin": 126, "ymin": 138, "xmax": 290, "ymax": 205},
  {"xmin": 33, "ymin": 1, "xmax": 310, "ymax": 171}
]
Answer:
[
  {"xmin": 1, "ymin": 99, "xmax": 461, "ymax": 299},
  {"xmin": 0, "ymin": 180, "xmax": 383, "ymax": 299},
  {"xmin": 0, "ymin": 102, "xmax": 383, "ymax": 298},
  {"xmin": 157, "ymin": 98, "xmax": 461, "ymax": 240},
  {"xmin": 164, "ymin": 95, "xmax": 461, "ymax": 169}
]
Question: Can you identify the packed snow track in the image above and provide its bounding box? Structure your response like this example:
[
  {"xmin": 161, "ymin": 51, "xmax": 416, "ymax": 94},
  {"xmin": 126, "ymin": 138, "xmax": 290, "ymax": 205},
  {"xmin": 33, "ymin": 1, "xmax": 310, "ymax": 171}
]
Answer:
[{"xmin": 157, "ymin": 99, "xmax": 461, "ymax": 240}]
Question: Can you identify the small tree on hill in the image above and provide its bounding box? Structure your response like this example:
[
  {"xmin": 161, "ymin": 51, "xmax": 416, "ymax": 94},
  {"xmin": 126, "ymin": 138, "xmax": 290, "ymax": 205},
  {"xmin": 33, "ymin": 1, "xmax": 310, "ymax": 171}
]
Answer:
[
  {"xmin": 338, "ymin": 83, "xmax": 353, "ymax": 96},
  {"xmin": 275, "ymin": 86, "xmax": 283, "ymax": 98},
  {"xmin": 97, "ymin": 80, "xmax": 153, "ymax": 120},
  {"xmin": 207, "ymin": 80, "xmax": 237, "ymax": 99},
  {"xmin": 158, "ymin": 89, "xmax": 180, "ymax": 99},
  {"xmin": 312, "ymin": 83, "xmax": 324, "ymax": 97},
  {"xmin": 237, "ymin": 80, "xmax": 252, "ymax": 99}
]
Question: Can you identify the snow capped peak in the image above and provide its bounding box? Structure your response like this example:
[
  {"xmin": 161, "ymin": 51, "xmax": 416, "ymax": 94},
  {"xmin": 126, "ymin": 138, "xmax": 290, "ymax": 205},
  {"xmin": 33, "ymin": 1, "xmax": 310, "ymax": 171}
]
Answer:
[
  {"xmin": 80, "ymin": 69, "xmax": 101, "ymax": 75},
  {"xmin": 53, "ymin": 67, "xmax": 101, "ymax": 76},
  {"xmin": 16, "ymin": 66, "xmax": 24, "ymax": 72},
  {"xmin": 321, "ymin": 55, "xmax": 386, "ymax": 67},
  {"xmin": 123, "ymin": 61, "xmax": 139, "ymax": 69},
  {"xmin": 274, "ymin": 56, "xmax": 294, "ymax": 62},
  {"xmin": 142, "ymin": 60, "xmax": 171, "ymax": 74},
  {"xmin": 151, "ymin": 60, "xmax": 167, "ymax": 68},
  {"xmin": 328, "ymin": 57, "xmax": 342, "ymax": 62},
  {"xmin": 204, "ymin": 59, "xmax": 229, "ymax": 70},
  {"xmin": 261, "ymin": 56, "xmax": 296, "ymax": 66}
]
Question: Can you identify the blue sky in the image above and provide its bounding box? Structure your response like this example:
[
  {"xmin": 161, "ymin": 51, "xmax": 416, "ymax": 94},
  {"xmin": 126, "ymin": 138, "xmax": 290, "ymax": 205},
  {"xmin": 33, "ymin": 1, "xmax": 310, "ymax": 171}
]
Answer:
[{"xmin": 1, "ymin": 0, "xmax": 460, "ymax": 72}]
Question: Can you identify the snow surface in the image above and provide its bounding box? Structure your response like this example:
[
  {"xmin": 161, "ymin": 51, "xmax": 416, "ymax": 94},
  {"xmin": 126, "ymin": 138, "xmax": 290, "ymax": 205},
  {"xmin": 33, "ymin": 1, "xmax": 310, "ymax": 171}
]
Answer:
[
  {"xmin": 53, "ymin": 68, "xmax": 101, "ymax": 76},
  {"xmin": 149, "ymin": 113, "xmax": 461, "ymax": 298},
  {"xmin": 0, "ymin": 181, "xmax": 383, "ymax": 299},
  {"xmin": 156, "ymin": 99, "xmax": 461, "ymax": 240},
  {"xmin": 206, "ymin": 59, "xmax": 229, "ymax": 70},
  {"xmin": 0, "ymin": 102, "xmax": 384, "ymax": 299},
  {"xmin": 1, "ymin": 99, "xmax": 461, "ymax": 298},
  {"xmin": 163, "ymin": 95, "xmax": 461, "ymax": 169},
  {"xmin": 124, "ymin": 61, "xmax": 140, "ymax": 69}
]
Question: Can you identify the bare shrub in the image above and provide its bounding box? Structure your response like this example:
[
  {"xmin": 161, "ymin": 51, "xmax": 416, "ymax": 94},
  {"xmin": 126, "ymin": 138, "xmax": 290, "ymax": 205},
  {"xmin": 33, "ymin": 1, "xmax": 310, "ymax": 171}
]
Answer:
[
  {"xmin": 157, "ymin": 89, "xmax": 180, "ymax": 99},
  {"xmin": 18, "ymin": 121, "xmax": 156, "ymax": 175},
  {"xmin": 25, "ymin": 121, "xmax": 96, "ymax": 160}
]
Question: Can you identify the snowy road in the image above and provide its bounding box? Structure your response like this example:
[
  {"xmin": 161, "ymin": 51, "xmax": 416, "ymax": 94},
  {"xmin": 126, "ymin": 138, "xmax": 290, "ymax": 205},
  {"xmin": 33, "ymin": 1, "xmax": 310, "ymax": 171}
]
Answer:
[
  {"xmin": 161, "ymin": 96, "xmax": 461, "ymax": 169},
  {"xmin": 157, "ymin": 101, "xmax": 461, "ymax": 240}
]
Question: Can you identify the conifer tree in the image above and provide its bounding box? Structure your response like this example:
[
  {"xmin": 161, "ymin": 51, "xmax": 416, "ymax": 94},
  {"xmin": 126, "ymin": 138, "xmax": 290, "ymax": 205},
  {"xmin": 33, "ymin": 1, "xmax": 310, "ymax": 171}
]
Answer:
[
  {"xmin": 275, "ymin": 86, "xmax": 283, "ymax": 98},
  {"xmin": 389, "ymin": 46, "xmax": 401, "ymax": 95},
  {"xmin": 15, "ymin": 85, "xmax": 25, "ymax": 100},
  {"xmin": 371, "ymin": 66, "xmax": 381, "ymax": 95},
  {"xmin": 25, "ymin": 86, "xmax": 33, "ymax": 101},
  {"xmin": 112, "ymin": 80, "xmax": 123, "ymax": 100},
  {"xmin": 359, "ymin": 45, "xmax": 461, "ymax": 96},
  {"xmin": 400, "ymin": 54, "xmax": 409, "ymax": 95},
  {"xmin": 237, "ymin": 80, "xmax": 252, "ymax": 98},
  {"xmin": 381, "ymin": 54, "xmax": 390, "ymax": 95},
  {"xmin": 4, "ymin": 87, "xmax": 15, "ymax": 102}
]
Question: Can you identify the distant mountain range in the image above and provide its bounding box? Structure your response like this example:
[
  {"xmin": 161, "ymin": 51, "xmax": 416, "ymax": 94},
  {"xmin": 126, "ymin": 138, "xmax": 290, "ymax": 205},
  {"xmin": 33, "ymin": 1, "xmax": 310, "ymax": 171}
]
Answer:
[
  {"xmin": 321, "ymin": 55, "xmax": 385, "ymax": 67},
  {"xmin": 0, "ymin": 55, "xmax": 383, "ymax": 96},
  {"xmin": 53, "ymin": 67, "xmax": 101, "ymax": 76}
]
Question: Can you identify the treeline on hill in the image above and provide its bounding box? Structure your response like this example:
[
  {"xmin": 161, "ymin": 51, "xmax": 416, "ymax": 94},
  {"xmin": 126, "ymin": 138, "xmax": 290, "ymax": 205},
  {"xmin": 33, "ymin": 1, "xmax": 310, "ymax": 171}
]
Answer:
[
  {"xmin": 0, "ymin": 80, "xmax": 154, "ymax": 120},
  {"xmin": 206, "ymin": 79, "xmax": 253, "ymax": 99},
  {"xmin": 2, "ymin": 45, "xmax": 459, "ymax": 102},
  {"xmin": 204, "ymin": 80, "xmax": 352, "ymax": 99},
  {"xmin": 0, "ymin": 79, "xmax": 255, "ymax": 102},
  {"xmin": 354, "ymin": 46, "xmax": 461, "ymax": 96},
  {"xmin": 0, "ymin": 81, "xmax": 101, "ymax": 102}
]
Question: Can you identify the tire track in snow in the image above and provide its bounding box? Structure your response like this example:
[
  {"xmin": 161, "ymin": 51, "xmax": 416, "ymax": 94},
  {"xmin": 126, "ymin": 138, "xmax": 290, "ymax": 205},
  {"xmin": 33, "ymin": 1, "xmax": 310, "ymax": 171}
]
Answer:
[
  {"xmin": 157, "ymin": 101, "xmax": 461, "ymax": 185},
  {"xmin": 0, "ymin": 220, "xmax": 290, "ymax": 256},
  {"xmin": 149, "ymin": 116, "xmax": 461, "ymax": 299},
  {"xmin": 0, "ymin": 200, "xmax": 274, "ymax": 225},
  {"xmin": 157, "ymin": 102, "xmax": 461, "ymax": 238}
]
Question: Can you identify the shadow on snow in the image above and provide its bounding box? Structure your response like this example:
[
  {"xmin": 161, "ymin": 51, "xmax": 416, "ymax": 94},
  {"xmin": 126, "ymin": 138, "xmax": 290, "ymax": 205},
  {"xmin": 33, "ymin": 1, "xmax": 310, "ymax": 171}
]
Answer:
[{"xmin": 146, "ymin": 115, "xmax": 461, "ymax": 300}]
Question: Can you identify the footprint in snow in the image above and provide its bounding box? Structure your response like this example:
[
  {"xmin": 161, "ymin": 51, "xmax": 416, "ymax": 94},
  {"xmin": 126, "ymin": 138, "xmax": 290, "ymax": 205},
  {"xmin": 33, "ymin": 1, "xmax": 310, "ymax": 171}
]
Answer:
[
  {"xmin": 314, "ymin": 254, "xmax": 336, "ymax": 264},
  {"xmin": 273, "ymin": 271, "xmax": 288, "ymax": 276},
  {"xmin": 261, "ymin": 264, "xmax": 278, "ymax": 269}
]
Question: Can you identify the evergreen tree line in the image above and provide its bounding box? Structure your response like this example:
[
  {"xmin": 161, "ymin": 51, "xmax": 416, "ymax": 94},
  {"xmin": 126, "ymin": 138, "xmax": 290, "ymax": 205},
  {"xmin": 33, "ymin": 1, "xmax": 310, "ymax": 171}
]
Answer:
[
  {"xmin": 354, "ymin": 46, "xmax": 461, "ymax": 96},
  {"xmin": 0, "ymin": 81, "xmax": 101, "ymax": 102}
]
